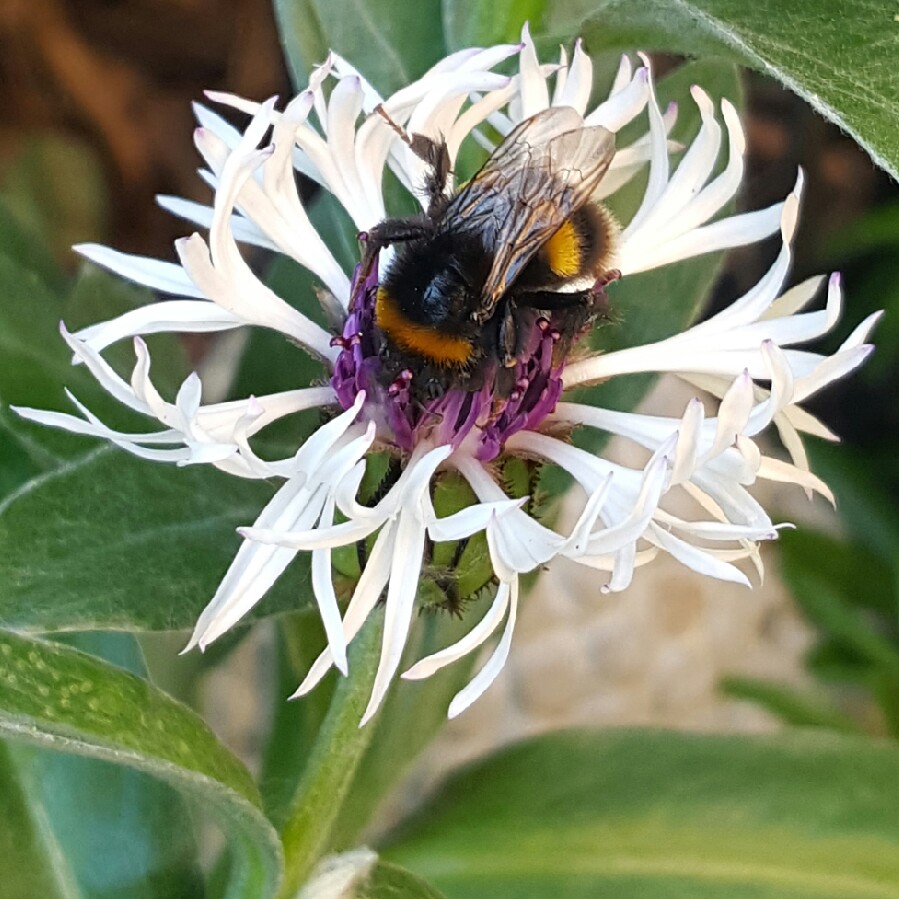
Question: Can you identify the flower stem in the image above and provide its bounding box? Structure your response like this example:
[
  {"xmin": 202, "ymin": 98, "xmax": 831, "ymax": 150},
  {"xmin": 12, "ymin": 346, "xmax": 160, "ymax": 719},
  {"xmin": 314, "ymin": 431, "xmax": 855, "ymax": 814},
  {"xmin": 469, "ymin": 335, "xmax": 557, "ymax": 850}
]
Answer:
[{"xmin": 276, "ymin": 610, "xmax": 384, "ymax": 898}]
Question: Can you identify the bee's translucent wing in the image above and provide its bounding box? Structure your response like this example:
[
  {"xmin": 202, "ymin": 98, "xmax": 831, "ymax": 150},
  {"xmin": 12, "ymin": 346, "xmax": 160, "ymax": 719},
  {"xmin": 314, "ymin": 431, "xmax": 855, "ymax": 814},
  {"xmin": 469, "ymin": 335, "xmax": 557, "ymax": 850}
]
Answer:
[{"xmin": 444, "ymin": 107, "xmax": 615, "ymax": 315}]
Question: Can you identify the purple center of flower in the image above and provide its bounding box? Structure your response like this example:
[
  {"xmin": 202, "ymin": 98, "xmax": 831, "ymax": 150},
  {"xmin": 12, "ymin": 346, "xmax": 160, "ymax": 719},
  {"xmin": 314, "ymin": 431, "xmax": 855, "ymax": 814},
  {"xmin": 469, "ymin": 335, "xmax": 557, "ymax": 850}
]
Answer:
[{"xmin": 331, "ymin": 260, "xmax": 588, "ymax": 461}]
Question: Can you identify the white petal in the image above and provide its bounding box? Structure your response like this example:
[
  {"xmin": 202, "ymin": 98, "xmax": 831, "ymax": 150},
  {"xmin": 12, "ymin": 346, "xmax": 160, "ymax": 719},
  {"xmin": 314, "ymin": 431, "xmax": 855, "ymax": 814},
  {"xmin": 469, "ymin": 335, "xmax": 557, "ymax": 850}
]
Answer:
[
  {"xmin": 360, "ymin": 509, "xmax": 426, "ymax": 725},
  {"xmin": 517, "ymin": 23, "xmax": 549, "ymax": 118},
  {"xmin": 157, "ymin": 195, "xmax": 275, "ymax": 250},
  {"xmin": 427, "ymin": 498, "xmax": 525, "ymax": 543},
  {"xmin": 648, "ymin": 523, "xmax": 751, "ymax": 585},
  {"xmin": 292, "ymin": 522, "xmax": 396, "ymax": 698},
  {"xmin": 402, "ymin": 581, "xmax": 511, "ymax": 680},
  {"xmin": 185, "ymin": 478, "xmax": 326, "ymax": 651},
  {"xmin": 553, "ymin": 39, "xmax": 592, "ymax": 113},
  {"xmin": 75, "ymin": 244, "xmax": 204, "ymax": 298},
  {"xmin": 447, "ymin": 579, "xmax": 519, "ymax": 718},
  {"xmin": 312, "ymin": 497, "xmax": 348, "ymax": 675},
  {"xmin": 75, "ymin": 301, "xmax": 240, "ymax": 354}
]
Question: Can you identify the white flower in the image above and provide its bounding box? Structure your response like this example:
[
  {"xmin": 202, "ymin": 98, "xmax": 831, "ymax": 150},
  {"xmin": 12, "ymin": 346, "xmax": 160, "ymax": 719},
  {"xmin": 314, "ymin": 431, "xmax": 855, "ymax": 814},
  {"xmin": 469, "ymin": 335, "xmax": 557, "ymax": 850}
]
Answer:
[{"xmin": 14, "ymin": 26, "xmax": 878, "ymax": 722}]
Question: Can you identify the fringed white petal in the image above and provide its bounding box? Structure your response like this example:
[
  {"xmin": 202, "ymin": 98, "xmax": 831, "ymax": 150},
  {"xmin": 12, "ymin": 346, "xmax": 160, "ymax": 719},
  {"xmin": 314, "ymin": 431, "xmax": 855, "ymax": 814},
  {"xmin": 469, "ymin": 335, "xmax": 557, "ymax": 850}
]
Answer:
[
  {"xmin": 402, "ymin": 581, "xmax": 512, "ymax": 680},
  {"xmin": 447, "ymin": 579, "xmax": 519, "ymax": 718}
]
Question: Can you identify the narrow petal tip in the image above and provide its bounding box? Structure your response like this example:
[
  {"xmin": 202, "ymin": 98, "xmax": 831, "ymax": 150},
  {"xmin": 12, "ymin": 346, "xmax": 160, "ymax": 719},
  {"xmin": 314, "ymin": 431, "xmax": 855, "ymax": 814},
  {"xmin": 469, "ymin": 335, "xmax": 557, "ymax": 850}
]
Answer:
[
  {"xmin": 780, "ymin": 194, "xmax": 800, "ymax": 243},
  {"xmin": 689, "ymin": 84, "xmax": 712, "ymax": 111}
]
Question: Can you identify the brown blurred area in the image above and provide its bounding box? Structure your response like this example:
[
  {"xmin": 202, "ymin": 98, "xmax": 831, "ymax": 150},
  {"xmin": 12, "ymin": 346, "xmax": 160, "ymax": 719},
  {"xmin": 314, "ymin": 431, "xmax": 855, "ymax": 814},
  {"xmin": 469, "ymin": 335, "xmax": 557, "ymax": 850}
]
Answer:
[{"xmin": 0, "ymin": 0, "xmax": 292, "ymax": 259}]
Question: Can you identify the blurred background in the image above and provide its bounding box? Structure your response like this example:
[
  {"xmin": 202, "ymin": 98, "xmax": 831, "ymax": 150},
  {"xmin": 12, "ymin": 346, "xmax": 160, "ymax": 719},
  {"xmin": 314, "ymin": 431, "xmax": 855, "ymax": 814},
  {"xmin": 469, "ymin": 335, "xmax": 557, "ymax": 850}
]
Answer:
[{"xmin": 3, "ymin": 0, "xmax": 899, "ymax": 819}]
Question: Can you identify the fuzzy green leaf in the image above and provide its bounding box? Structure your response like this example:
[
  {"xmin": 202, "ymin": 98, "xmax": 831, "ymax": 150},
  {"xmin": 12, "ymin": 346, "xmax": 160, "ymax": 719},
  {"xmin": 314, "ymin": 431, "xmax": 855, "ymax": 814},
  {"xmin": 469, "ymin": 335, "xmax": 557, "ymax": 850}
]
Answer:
[
  {"xmin": 386, "ymin": 729, "xmax": 899, "ymax": 898},
  {"xmin": 1, "ymin": 632, "xmax": 204, "ymax": 899},
  {"xmin": 0, "ymin": 629, "xmax": 282, "ymax": 898},
  {"xmin": 580, "ymin": 0, "xmax": 899, "ymax": 181},
  {"xmin": 0, "ymin": 447, "xmax": 313, "ymax": 632}
]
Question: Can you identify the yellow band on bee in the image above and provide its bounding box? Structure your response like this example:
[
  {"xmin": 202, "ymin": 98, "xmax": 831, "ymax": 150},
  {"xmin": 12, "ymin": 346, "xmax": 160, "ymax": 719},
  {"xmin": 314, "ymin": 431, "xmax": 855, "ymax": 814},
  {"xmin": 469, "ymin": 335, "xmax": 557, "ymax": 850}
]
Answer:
[
  {"xmin": 542, "ymin": 219, "xmax": 582, "ymax": 279},
  {"xmin": 375, "ymin": 287, "xmax": 473, "ymax": 365}
]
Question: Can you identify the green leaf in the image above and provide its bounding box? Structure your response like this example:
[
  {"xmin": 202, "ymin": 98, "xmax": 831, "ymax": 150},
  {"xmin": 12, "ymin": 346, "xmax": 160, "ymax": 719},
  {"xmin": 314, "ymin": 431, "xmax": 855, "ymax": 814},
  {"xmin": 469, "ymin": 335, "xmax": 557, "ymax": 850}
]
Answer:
[
  {"xmin": 0, "ymin": 628, "xmax": 282, "ymax": 898},
  {"xmin": 275, "ymin": 0, "xmax": 446, "ymax": 95},
  {"xmin": 362, "ymin": 861, "xmax": 447, "ymax": 899},
  {"xmin": 442, "ymin": 0, "xmax": 545, "ymax": 50},
  {"xmin": 7, "ymin": 745, "xmax": 207, "ymax": 899},
  {"xmin": 0, "ymin": 741, "xmax": 79, "ymax": 899},
  {"xmin": 0, "ymin": 250, "xmax": 142, "ymax": 501},
  {"xmin": 273, "ymin": 0, "xmax": 331, "ymax": 90},
  {"xmin": 779, "ymin": 529, "xmax": 897, "ymax": 621},
  {"xmin": 786, "ymin": 569, "xmax": 899, "ymax": 680},
  {"xmin": 3, "ymin": 632, "xmax": 204, "ymax": 899},
  {"xmin": 0, "ymin": 198, "xmax": 65, "ymax": 292},
  {"xmin": 721, "ymin": 676, "xmax": 861, "ymax": 735},
  {"xmin": 807, "ymin": 441, "xmax": 899, "ymax": 560},
  {"xmin": 820, "ymin": 200, "xmax": 899, "ymax": 263},
  {"xmin": 0, "ymin": 252, "xmax": 185, "ymax": 474},
  {"xmin": 0, "ymin": 236, "xmax": 311, "ymax": 639},
  {"xmin": 0, "ymin": 135, "xmax": 109, "ymax": 268},
  {"xmin": 386, "ymin": 729, "xmax": 899, "ymax": 898},
  {"xmin": 0, "ymin": 411, "xmax": 52, "ymax": 500},
  {"xmin": 580, "ymin": 0, "xmax": 899, "ymax": 181},
  {"xmin": 0, "ymin": 447, "xmax": 314, "ymax": 632},
  {"xmin": 0, "ymin": 255, "xmax": 86, "ymax": 412}
]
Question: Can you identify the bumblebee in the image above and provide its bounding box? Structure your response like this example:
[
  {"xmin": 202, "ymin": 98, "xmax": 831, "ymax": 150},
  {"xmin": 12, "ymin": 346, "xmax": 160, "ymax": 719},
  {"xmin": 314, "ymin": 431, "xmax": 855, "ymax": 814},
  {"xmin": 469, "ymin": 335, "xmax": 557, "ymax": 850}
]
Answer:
[{"xmin": 360, "ymin": 106, "xmax": 619, "ymax": 396}]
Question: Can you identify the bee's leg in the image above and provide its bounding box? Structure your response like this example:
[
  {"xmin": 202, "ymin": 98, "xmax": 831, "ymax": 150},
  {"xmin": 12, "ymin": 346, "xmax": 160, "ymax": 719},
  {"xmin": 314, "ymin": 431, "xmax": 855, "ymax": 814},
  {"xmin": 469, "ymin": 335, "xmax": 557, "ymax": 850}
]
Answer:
[
  {"xmin": 363, "ymin": 216, "xmax": 434, "ymax": 251},
  {"xmin": 514, "ymin": 290, "xmax": 594, "ymax": 355},
  {"xmin": 496, "ymin": 297, "xmax": 519, "ymax": 368},
  {"xmin": 515, "ymin": 271, "xmax": 620, "ymax": 313},
  {"xmin": 513, "ymin": 290, "xmax": 591, "ymax": 311},
  {"xmin": 357, "ymin": 215, "xmax": 436, "ymax": 292}
]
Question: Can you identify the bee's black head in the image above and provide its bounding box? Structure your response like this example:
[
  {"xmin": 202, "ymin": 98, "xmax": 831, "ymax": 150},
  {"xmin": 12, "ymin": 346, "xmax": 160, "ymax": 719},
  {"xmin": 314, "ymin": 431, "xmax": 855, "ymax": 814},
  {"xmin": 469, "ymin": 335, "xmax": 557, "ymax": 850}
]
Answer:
[{"xmin": 382, "ymin": 232, "xmax": 489, "ymax": 329}]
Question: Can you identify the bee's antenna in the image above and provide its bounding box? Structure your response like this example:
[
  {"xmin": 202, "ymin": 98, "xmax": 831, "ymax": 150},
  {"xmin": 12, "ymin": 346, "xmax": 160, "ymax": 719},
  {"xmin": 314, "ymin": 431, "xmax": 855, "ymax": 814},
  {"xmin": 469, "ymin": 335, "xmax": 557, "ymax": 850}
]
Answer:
[
  {"xmin": 374, "ymin": 104, "xmax": 413, "ymax": 147},
  {"xmin": 374, "ymin": 104, "xmax": 451, "ymax": 209}
]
